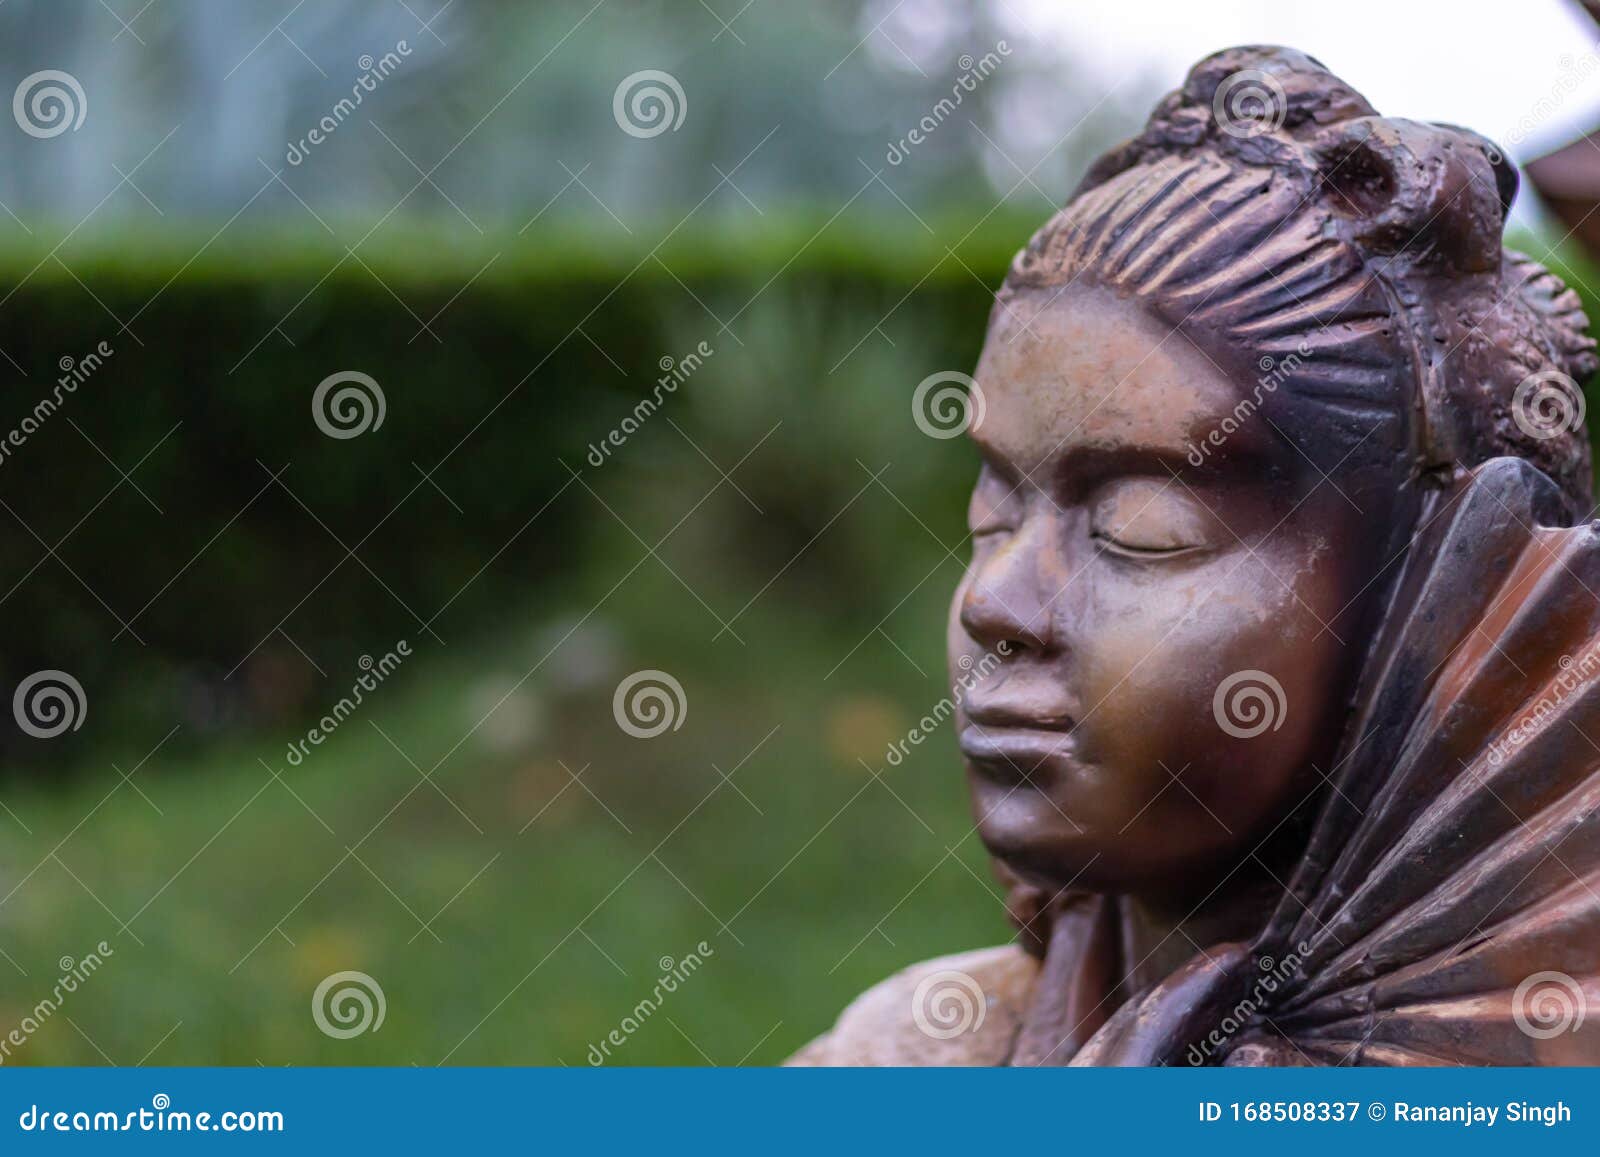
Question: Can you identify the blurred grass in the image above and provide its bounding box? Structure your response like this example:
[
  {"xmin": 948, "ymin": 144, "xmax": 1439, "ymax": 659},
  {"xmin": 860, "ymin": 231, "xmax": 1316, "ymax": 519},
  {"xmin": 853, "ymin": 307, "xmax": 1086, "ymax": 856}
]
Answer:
[{"xmin": 0, "ymin": 562, "xmax": 1013, "ymax": 1065}]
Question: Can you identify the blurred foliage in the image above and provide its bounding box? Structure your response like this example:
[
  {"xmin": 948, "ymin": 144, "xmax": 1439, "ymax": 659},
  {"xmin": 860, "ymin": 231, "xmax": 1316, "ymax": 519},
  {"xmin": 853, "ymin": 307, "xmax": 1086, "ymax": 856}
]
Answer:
[{"xmin": 0, "ymin": 216, "xmax": 1044, "ymax": 770}]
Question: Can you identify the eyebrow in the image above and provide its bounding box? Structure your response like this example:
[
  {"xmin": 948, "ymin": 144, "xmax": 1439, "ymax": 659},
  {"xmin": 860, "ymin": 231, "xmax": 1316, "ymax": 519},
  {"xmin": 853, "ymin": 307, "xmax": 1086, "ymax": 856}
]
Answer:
[{"xmin": 975, "ymin": 436, "xmax": 1270, "ymax": 499}]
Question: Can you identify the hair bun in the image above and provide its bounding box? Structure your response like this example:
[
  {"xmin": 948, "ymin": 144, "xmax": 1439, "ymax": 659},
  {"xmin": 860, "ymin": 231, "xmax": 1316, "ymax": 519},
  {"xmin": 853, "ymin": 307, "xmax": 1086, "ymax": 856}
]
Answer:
[
  {"xmin": 1182, "ymin": 45, "xmax": 1375, "ymax": 141},
  {"xmin": 1314, "ymin": 118, "xmax": 1506, "ymax": 274},
  {"xmin": 1075, "ymin": 45, "xmax": 1374, "ymax": 195}
]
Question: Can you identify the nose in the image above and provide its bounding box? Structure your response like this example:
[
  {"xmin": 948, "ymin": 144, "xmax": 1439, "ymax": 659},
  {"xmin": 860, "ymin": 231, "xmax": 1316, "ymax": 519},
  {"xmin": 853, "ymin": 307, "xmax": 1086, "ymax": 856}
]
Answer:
[{"xmin": 959, "ymin": 523, "xmax": 1059, "ymax": 654}]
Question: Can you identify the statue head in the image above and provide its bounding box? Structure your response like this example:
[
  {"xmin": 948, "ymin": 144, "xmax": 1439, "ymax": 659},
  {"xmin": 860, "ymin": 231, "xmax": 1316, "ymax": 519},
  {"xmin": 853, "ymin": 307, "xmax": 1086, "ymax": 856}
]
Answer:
[{"xmin": 949, "ymin": 46, "xmax": 1597, "ymax": 901}]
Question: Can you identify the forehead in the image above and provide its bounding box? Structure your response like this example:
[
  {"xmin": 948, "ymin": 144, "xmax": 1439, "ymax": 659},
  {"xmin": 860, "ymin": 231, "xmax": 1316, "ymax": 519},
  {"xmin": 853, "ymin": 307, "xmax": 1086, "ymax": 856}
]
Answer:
[{"xmin": 969, "ymin": 284, "xmax": 1272, "ymax": 473}]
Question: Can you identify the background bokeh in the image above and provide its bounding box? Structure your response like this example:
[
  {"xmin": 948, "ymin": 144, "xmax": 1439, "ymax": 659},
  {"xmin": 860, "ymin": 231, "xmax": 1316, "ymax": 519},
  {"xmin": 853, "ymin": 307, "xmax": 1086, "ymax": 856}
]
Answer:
[{"xmin": 1, "ymin": 0, "xmax": 1599, "ymax": 1065}]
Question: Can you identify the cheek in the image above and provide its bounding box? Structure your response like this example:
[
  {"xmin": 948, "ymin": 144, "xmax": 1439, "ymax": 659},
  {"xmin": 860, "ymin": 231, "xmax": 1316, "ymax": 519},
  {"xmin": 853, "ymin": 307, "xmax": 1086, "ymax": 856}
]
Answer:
[{"xmin": 1073, "ymin": 550, "xmax": 1349, "ymax": 805}]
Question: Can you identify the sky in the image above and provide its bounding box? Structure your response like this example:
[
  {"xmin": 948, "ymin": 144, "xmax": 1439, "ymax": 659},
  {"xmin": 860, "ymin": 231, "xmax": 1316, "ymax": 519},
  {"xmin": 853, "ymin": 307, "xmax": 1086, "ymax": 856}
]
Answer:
[
  {"xmin": 1009, "ymin": 0, "xmax": 1600, "ymax": 161},
  {"xmin": 994, "ymin": 0, "xmax": 1600, "ymax": 228}
]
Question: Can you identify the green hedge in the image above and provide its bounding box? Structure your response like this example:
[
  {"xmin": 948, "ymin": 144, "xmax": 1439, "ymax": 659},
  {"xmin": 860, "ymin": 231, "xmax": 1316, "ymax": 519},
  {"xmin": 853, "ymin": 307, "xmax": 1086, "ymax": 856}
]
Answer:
[{"xmin": 0, "ymin": 218, "xmax": 1041, "ymax": 765}]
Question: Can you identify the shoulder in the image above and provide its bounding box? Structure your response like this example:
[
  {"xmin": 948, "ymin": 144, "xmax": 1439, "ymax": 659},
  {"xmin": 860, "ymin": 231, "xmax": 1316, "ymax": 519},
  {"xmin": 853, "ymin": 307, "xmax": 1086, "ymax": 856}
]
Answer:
[{"xmin": 786, "ymin": 944, "xmax": 1038, "ymax": 1066}]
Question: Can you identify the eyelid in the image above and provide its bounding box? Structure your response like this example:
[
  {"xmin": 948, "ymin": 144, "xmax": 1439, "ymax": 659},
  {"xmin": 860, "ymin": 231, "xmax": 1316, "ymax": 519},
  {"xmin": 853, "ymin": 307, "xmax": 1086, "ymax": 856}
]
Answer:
[
  {"xmin": 970, "ymin": 504, "xmax": 1017, "ymax": 537},
  {"xmin": 1088, "ymin": 478, "xmax": 1216, "ymax": 557},
  {"xmin": 1090, "ymin": 532, "xmax": 1203, "ymax": 559},
  {"xmin": 969, "ymin": 465, "xmax": 1022, "ymax": 536}
]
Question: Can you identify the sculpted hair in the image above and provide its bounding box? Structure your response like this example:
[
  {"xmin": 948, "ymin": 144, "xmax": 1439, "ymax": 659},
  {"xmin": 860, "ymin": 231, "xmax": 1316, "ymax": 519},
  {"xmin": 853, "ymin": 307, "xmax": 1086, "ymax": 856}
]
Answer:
[{"xmin": 998, "ymin": 45, "xmax": 1598, "ymax": 514}]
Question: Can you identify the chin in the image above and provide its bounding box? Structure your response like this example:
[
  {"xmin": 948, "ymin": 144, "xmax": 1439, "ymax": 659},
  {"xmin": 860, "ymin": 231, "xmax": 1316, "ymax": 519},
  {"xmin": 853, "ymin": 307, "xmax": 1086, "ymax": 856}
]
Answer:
[{"xmin": 969, "ymin": 776, "xmax": 1227, "ymax": 896}]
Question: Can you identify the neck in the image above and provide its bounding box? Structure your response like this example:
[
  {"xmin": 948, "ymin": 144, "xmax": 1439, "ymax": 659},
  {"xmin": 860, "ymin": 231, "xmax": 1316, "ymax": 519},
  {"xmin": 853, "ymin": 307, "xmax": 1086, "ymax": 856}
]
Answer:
[
  {"xmin": 1008, "ymin": 861, "xmax": 1284, "ymax": 1065},
  {"xmin": 1116, "ymin": 873, "xmax": 1277, "ymax": 992}
]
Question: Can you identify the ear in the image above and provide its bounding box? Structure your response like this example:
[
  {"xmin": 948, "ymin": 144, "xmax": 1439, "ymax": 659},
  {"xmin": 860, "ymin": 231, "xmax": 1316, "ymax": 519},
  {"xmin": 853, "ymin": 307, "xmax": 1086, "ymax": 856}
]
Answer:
[{"xmin": 1314, "ymin": 117, "xmax": 1507, "ymax": 274}]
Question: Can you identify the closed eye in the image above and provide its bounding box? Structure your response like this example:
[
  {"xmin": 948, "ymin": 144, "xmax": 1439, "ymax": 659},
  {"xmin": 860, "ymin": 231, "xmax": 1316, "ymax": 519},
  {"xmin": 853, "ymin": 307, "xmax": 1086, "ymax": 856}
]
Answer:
[
  {"xmin": 972, "ymin": 522, "xmax": 1015, "ymax": 539},
  {"xmin": 968, "ymin": 463, "xmax": 1022, "ymax": 541},
  {"xmin": 1089, "ymin": 477, "xmax": 1218, "ymax": 560},
  {"xmin": 1090, "ymin": 531, "xmax": 1204, "ymax": 559}
]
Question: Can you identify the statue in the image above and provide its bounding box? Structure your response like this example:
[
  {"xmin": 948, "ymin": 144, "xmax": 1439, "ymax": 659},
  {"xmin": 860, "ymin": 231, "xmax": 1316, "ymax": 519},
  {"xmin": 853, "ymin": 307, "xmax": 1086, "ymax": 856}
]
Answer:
[{"xmin": 793, "ymin": 46, "xmax": 1600, "ymax": 1066}]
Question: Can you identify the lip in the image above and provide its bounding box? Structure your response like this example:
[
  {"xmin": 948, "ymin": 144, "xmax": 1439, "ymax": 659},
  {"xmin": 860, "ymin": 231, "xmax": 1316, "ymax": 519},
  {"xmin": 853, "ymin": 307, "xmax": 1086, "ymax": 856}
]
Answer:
[
  {"xmin": 958, "ymin": 724, "xmax": 1077, "ymax": 785},
  {"xmin": 961, "ymin": 695, "xmax": 1076, "ymax": 732}
]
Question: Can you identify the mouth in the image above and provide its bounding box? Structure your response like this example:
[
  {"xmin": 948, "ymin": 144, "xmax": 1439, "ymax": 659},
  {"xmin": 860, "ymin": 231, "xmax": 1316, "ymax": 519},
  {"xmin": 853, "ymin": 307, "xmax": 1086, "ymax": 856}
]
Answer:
[{"xmin": 958, "ymin": 723, "xmax": 1077, "ymax": 786}]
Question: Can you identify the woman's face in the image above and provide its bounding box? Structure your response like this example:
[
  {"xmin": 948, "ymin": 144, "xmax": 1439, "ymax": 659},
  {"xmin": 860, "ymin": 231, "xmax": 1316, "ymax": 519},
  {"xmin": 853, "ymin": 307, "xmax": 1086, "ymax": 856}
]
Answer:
[{"xmin": 949, "ymin": 285, "xmax": 1397, "ymax": 897}]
